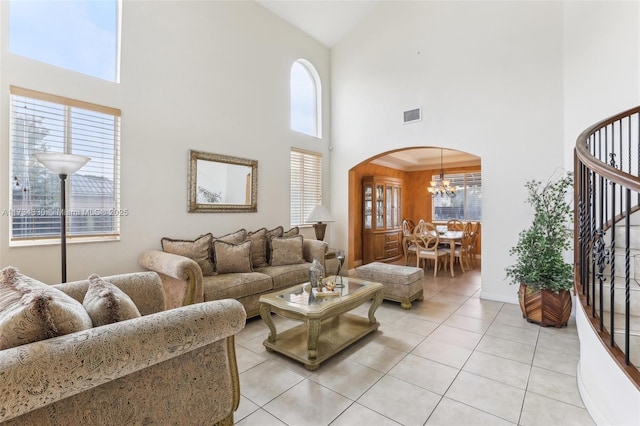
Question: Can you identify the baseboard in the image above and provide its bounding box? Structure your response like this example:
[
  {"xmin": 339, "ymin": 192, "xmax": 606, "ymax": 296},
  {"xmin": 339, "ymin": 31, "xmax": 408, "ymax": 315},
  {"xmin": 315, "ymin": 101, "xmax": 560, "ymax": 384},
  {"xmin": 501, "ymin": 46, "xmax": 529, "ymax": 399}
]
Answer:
[
  {"xmin": 479, "ymin": 290, "xmax": 518, "ymax": 305},
  {"xmin": 577, "ymin": 361, "xmax": 608, "ymax": 426}
]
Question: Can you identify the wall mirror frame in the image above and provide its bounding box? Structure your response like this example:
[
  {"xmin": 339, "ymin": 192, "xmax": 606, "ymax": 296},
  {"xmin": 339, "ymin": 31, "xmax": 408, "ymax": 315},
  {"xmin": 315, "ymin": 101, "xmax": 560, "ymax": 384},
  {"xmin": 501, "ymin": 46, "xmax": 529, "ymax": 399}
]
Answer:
[{"xmin": 188, "ymin": 150, "xmax": 258, "ymax": 213}]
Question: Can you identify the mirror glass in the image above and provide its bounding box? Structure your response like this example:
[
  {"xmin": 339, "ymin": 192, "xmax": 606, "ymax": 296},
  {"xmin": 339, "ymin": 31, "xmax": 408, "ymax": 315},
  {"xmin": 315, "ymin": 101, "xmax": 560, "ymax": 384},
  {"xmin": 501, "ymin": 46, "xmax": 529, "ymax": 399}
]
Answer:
[{"xmin": 188, "ymin": 150, "xmax": 257, "ymax": 212}]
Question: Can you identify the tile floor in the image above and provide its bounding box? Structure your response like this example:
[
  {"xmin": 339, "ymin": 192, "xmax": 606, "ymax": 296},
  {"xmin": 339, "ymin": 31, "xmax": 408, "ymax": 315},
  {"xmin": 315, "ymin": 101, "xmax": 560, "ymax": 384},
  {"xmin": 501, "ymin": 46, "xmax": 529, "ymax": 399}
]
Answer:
[{"xmin": 233, "ymin": 266, "xmax": 595, "ymax": 426}]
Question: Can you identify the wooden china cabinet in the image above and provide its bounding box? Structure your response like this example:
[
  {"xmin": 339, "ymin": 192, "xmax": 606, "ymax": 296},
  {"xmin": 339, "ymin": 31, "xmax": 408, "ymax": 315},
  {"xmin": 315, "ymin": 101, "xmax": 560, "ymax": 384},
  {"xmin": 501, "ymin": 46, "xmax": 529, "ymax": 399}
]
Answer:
[{"xmin": 362, "ymin": 176, "xmax": 403, "ymax": 264}]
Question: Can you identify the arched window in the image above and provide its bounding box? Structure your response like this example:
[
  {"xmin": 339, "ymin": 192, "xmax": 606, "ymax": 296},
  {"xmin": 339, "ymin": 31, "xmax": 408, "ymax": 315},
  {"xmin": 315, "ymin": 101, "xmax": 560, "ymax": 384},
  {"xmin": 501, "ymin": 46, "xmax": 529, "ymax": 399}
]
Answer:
[{"xmin": 290, "ymin": 59, "xmax": 321, "ymax": 138}]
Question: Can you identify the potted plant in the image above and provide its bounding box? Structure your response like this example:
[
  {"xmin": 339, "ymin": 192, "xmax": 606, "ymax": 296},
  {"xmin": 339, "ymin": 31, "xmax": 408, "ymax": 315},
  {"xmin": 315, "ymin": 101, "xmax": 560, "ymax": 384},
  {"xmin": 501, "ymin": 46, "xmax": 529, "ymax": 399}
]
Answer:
[{"xmin": 505, "ymin": 171, "xmax": 574, "ymax": 327}]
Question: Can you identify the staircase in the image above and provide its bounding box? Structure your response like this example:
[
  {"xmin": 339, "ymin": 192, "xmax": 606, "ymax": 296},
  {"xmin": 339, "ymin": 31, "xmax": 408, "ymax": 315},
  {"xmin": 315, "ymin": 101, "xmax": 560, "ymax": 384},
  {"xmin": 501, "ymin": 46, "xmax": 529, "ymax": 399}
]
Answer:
[
  {"xmin": 574, "ymin": 105, "xmax": 640, "ymax": 426},
  {"xmin": 598, "ymin": 221, "xmax": 640, "ymax": 366}
]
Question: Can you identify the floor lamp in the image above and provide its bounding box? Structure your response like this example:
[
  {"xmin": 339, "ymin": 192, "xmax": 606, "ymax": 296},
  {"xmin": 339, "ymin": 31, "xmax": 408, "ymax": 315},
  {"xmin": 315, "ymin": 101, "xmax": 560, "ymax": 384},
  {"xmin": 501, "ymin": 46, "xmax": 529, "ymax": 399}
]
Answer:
[
  {"xmin": 35, "ymin": 153, "xmax": 90, "ymax": 283},
  {"xmin": 305, "ymin": 205, "xmax": 334, "ymax": 241}
]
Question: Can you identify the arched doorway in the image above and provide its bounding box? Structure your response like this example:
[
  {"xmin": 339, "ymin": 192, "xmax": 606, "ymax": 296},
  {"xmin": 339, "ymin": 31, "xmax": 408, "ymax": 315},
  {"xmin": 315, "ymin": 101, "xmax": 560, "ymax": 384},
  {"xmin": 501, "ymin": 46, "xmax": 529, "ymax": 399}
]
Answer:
[{"xmin": 347, "ymin": 146, "xmax": 481, "ymax": 269}]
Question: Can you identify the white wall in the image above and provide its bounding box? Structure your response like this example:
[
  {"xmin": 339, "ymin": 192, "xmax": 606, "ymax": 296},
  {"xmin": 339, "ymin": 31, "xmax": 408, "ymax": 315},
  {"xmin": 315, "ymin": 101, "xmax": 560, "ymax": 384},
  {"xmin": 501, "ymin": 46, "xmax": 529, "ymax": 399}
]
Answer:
[
  {"xmin": 0, "ymin": 1, "xmax": 331, "ymax": 283},
  {"xmin": 330, "ymin": 1, "xmax": 565, "ymax": 302},
  {"xmin": 563, "ymin": 3, "xmax": 640, "ymax": 424},
  {"xmin": 563, "ymin": 0, "xmax": 640, "ymax": 169}
]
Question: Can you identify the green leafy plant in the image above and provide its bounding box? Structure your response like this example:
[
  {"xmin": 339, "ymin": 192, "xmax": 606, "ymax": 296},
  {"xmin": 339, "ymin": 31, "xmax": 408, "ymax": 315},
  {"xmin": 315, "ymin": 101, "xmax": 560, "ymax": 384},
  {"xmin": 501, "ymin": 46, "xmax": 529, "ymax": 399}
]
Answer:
[
  {"xmin": 198, "ymin": 186, "xmax": 222, "ymax": 203},
  {"xmin": 505, "ymin": 171, "xmax": 574, "ymax": 292}
]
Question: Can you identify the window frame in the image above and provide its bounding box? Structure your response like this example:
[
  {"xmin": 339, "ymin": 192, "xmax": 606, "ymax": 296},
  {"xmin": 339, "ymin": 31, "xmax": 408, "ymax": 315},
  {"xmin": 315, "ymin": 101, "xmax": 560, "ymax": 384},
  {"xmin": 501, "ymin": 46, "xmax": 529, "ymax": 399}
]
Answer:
[
  {"xmin": 290, "ymin": 148, "xmax": 323, "ymax": 227},
  {"xmin": 9, "ymin": 86, "xmax": 122, "ymax": 246},
  {"xmin": 431, "ymin": 171, "xmax": 482, "ymax": 222}
]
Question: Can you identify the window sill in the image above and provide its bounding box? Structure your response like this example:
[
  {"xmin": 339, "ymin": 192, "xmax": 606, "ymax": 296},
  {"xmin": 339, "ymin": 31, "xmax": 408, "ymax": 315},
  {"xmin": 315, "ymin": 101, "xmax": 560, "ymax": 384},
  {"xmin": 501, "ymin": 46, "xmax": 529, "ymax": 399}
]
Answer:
[{"xmin": 10, "ymin": 235, "xmax": 120, "ymax": 247}]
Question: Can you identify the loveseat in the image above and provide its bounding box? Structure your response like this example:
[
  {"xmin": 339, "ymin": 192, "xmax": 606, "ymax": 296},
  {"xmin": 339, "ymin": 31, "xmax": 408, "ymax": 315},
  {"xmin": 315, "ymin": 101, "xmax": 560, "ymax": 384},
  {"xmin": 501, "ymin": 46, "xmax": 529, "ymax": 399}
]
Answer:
[
  {"xmin": 139, "ymin": 226, "xmax": 329, "ymax": 317},
  {"xmin": 0, "ymin": 269, "xmax": 246, "ymax": 425}
]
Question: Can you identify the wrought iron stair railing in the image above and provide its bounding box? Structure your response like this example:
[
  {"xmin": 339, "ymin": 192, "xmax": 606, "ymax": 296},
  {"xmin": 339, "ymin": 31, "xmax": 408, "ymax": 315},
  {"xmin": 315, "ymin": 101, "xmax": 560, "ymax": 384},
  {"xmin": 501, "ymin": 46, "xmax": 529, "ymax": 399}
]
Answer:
[{"xmin": 575, "ymin": 105, "xmax": 640, "ymax": 387}]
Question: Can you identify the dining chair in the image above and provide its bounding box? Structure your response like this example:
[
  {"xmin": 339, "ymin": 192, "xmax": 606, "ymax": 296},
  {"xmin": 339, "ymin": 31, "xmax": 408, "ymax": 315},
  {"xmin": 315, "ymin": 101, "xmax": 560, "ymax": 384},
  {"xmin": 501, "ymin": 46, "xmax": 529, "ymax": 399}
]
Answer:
[
  {"xmin": 403, "ymin": 218, "xmax": 416, "ymax": 232},
  {"xmin": 451, "ymin": 228, "xmax": 474, "ymax": 273},
  {"xmin": 402, "ymin": 219, "xmax": 416, "ymax": 265},
  {"xmin": 469, "ymin": 222, "xmax": 481, "ymax": 268},
  {"xmin": 446, "ymin": 219, "xmax": 466, "ymax": 232},
  {"xmin": 469, "ymin": 222, "xmax": 480, "ymax": 233},
  {"xmin": 409, "ymin": 222, "xmax": 450, "ymax": 277}
]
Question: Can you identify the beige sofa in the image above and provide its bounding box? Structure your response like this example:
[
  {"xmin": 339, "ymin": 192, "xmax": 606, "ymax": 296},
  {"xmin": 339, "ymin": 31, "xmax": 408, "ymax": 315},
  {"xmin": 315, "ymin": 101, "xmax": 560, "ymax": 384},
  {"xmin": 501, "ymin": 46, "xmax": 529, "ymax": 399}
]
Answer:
[
  {"xmin": 139, "ymin": 226, "xmax": 329, "ymax": 317},
  {"xmin": 0, "ymin": 271, "xmax": 246, "ymax": 425}
]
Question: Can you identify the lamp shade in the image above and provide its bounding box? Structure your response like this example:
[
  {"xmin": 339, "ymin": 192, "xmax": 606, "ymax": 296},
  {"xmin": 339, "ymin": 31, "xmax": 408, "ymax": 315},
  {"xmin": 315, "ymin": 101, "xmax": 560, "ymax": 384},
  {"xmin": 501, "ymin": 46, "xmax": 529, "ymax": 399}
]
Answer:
[
  {"xmin": 305, "ymin": 205, "xmax": 334, "ymax": 223},
  {"xmin": 34, "ymin": 152, "xmax": 90, "ymax": 175}
]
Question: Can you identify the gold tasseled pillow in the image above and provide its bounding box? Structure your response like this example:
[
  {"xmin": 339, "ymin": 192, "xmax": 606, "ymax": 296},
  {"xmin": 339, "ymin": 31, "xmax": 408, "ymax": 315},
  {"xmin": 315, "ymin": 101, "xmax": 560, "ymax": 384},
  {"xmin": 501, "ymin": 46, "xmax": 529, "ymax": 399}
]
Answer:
[
  {"xmin": 0, "ymin": 266, "xmax": 93, "ymax": 350},
  {"xmin": 83, "ymin": 274, "xmax": 141, "ymax": 327}
]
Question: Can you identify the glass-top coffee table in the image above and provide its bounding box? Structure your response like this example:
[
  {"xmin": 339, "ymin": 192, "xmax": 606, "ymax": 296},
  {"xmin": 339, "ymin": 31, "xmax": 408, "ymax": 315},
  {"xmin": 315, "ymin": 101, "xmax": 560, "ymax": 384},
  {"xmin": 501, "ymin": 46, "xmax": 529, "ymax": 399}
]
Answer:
[{"xmin": 258, "ymin": 277, "xmax": 384, "ymax": 370}]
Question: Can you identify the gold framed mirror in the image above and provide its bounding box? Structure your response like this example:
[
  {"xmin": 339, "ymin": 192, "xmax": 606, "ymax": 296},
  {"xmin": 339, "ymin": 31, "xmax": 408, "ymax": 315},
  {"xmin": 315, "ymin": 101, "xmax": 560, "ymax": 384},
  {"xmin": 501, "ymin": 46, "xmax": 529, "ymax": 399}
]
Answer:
[{"xmin": 188, "ymin": 150, "xmax": 258, "ymax": 213}]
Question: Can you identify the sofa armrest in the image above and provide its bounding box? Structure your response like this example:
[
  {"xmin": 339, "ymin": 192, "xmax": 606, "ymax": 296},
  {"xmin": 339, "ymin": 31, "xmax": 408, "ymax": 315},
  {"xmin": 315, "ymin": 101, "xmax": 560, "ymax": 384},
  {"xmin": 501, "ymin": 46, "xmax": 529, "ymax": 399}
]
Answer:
[
  {"xmin": 303, "ymin": 239, "xmax": 329, "ymax": 269},
  {"xmin": 139, "ymin": 249, "xmax": 203, "ymax": 307},
  {"xmin": 0, "ymin": 299, "xmax": 246, "ymax": 423}
]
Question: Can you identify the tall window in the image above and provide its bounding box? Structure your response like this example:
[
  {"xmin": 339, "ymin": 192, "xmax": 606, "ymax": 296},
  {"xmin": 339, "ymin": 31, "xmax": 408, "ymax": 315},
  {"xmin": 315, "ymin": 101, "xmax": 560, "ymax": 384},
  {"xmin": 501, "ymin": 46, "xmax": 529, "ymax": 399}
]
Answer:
[
  {"xmin": 290, "ymin": 59, "xmax": 321, "ymax": 138},
  {"xmin": 9, "ymin": 0, "xmax": 120, "ymax": 82},
  {"xmin": 432, "ymin": 172, "xmax": 482, "ymax": 221},
  {"xmin": 290, "ymin": 149, "xmax": 322, "ymax": 226},
  {"xmin": 10, "ymin": 87, "xmax": 121, "ymax": 243}
]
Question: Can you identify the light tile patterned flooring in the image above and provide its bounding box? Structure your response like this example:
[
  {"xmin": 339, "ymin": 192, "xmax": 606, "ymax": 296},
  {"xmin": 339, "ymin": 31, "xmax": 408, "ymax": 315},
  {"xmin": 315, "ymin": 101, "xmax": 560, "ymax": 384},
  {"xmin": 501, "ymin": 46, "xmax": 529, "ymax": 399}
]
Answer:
[{"xmin": 233, "ymin": 266, "xmax": 595, "ymax": 426}]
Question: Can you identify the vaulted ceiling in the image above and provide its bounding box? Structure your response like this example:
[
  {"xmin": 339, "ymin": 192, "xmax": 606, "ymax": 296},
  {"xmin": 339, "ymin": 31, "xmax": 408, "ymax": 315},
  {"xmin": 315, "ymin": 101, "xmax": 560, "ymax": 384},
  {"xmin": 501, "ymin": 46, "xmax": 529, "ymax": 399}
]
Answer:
[
  {"xmin": 255, "ymin": 0, "xmax": 379, "ymax": 47},
  {"xmin": 256, "ymin": 1, "xmax": 480, "ymax": 171}
]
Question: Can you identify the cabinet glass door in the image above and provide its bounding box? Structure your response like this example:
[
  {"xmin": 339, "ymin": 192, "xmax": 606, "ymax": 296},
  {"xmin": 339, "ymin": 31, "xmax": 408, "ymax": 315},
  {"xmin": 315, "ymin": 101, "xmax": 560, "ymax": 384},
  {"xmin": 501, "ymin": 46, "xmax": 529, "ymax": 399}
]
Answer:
[
  {"xmin": 364, "ymin": 184, "xmax": 373, "ymax": 229},
  {"xmin": 386, "ymin": 185, "xmax": 392, "ymax": 229},
  {"xmin": 394, "ymin": 186, "xmax": 401, "ymax": 228},
  {"xmin": 376, "ymin": 184, "xmax": 384, "ymax": 229}
]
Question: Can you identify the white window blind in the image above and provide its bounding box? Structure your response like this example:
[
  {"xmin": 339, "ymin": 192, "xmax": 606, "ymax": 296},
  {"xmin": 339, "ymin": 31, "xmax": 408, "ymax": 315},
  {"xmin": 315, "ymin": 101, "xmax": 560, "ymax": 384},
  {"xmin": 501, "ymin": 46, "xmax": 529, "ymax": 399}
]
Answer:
[
  {"xmin": 432, "ymin": 172, "xmax": 482, "ymax": 221},
  {"xmin": 10, "ymin": 86, "xmax": 121, "ymax": 242},
  {"xmin": 290, "ymin": 148, "xmax": 322, "ymax": 226}
]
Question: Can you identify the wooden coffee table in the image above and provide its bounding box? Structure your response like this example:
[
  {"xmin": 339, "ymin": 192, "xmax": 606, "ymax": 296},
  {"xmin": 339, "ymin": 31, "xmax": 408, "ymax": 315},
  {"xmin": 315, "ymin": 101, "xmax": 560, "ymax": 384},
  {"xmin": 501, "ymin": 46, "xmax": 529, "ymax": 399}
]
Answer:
[{"xmin": 259, "ymin": 277, "xmax": 384, "ymax": 370}]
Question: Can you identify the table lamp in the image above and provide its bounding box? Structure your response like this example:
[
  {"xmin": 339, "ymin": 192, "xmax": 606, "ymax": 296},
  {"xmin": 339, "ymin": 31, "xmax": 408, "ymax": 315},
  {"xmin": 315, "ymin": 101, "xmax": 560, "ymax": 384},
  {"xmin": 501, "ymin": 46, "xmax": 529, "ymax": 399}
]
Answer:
[
  {"xmin": 34, "ymin": 152, "xmax": 90, "ymax": 282},
  {"xmin": 305, "ymin": 205, "xmax": 334, "ymax": 241}
]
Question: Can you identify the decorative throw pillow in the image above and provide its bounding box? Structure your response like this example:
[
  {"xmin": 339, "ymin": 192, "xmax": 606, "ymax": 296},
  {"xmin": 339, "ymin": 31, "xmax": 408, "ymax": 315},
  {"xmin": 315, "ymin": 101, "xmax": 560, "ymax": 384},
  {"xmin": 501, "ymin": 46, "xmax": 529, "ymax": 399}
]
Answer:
[
  {"xmin": 214, "ymin": 240, "xmax": 253, "ymax": 274},
  {"xmin": 265, "ymin": 226, "xmax": 284, "ymax": 263},
  {"xmin": 161, "ymin": 233, "xmax": 214, "ymax": 276},
  {"xmin": 246, "ymin": 228, "xmax": 267, "ymax": 268},
  {"xmin": 283, "ymin": 226, "xmax": 299, "ymax": 237},
  {"xmin": 270, "ymin": 235, "xmax": 305, "ymax": 266},
  {"xmin": 212, "ymin": 229, "xmax": 247, "ymax": 270},
  {"xmin": 0, "ymin": 267, "xmax": 93, "ymax": 350},
  {"xmin": 83, "ymin": 274, "xmax": 141, "ymax": 327}
]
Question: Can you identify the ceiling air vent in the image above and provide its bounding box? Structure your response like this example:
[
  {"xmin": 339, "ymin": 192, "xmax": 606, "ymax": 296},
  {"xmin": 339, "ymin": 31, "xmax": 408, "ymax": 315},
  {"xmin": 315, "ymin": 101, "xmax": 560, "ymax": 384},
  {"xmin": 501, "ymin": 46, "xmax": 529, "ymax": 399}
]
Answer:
[{"xmin": 403, "ymin": 108, "xmax": 422, "ymax": 124}]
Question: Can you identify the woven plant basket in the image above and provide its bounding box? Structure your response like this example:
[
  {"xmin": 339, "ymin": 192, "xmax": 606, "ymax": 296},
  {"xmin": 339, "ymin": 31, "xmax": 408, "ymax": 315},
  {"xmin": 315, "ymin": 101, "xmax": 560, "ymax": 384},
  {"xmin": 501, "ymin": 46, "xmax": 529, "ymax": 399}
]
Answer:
[{"xmin": 518, "ymin": 283, "xmax": 572, "ymax": 327}]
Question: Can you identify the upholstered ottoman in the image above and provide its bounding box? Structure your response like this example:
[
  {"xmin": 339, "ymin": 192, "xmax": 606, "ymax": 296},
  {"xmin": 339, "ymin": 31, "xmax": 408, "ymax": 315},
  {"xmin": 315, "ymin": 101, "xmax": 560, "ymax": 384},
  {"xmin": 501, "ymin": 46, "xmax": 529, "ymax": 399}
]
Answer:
[{"xmin": 355, "ymin": 262, "xmax": 424, "ymax": 309}]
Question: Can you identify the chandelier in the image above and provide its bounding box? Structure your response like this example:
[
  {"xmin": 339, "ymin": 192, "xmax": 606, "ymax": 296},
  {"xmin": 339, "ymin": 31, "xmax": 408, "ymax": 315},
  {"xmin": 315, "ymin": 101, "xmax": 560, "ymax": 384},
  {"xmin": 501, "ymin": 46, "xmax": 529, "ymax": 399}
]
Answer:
[{"xmin": 428, "ymin": 149, "xmax": 456, "ymax": 198}]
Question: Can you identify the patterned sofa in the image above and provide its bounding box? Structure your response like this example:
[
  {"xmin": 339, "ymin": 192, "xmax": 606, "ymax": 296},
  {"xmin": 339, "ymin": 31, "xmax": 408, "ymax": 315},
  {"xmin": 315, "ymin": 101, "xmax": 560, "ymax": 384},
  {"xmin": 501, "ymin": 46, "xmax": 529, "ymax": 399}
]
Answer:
[
  {"xmin": 139, "ymin": 226, "xmax": 329, "ymax": 317},
  {"xmin": 0, "ymin": 270, "xmax": 246, "ymax": 425}
]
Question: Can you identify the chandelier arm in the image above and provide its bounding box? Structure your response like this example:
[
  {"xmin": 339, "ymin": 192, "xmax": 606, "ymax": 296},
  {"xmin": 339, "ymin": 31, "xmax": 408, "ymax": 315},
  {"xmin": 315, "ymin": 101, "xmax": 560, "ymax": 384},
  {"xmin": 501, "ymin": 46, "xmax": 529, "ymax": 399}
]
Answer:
[{"xmin": 429, "ymin": 148, "xmax": 456, "ymax": 198}]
